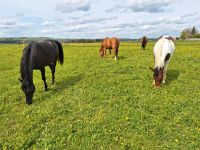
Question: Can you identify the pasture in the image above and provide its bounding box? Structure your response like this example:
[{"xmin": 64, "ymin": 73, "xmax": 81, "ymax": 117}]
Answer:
[{"xmin": 0, "ymin": 41, "xmax": 199, "ymax": 149}]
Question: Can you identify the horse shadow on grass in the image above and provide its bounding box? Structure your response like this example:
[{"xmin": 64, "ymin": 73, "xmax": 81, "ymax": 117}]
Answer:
[
  {"xmin": 139, "ymin": 48, "xmax": 150, "ymax": 51},
  {"xmin": 53, "ymin": 74, "xmax": 83, "ymax": 91},
  {"xmin": 35, "ymin": 74, "xmax": 83, "ymax": 103},
  {"xmin": 118, "ymin": 56, "xmax": 127, "ymax": 60},
  {"xmin": 166, "ymin": 69, "xmax": 180, "ymax": 85},
  {"xmin": 105, "ymin": 56, "xmax": 126, "ymax": 60}
]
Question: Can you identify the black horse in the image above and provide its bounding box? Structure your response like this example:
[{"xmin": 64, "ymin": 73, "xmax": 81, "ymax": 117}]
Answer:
[{"xmin": 19, "ymin": 40, "xmax": 64, "ymax": 104}]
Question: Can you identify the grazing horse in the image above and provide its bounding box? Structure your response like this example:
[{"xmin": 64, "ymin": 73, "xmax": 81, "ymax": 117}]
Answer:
[
  {"xmin": 153, "ymin": 36, "xmax": 175, "ymax": 87},
  {"xmin": 99, "ymin": 37, "xmax": 120, "ymax": 60},
  {"xmin": 141, "ymin": 36, "xmax": 148, "ymax": 50},
  {"xmin": 19, "ymin": 40, "xmax": 64, "ymax": 104}
]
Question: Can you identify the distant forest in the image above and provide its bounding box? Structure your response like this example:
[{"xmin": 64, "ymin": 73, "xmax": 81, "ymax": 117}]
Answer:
[
  {"xmin": 0, "ymin": 37, "xmax": 138, "ymax": 44},
  {"xmin": 0, "ymin": 37, "xmax": 154, "ymax": 44}
]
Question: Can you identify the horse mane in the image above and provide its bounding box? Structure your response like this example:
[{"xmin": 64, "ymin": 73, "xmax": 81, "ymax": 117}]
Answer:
[
  {"xmin": 99, "ymin": 41, "xmax": 104, "ymax": 53},
  {"xmin": 100, "ymin": 38, "xmax": 108, "ymax": 51},
  {"xmin": 20, "ymin": 42, "xmax": 33, "ymax": 81},
  {"xmin": 158, "ymin": 36, "xmax": 163, "ymax": 40},
  {"xmin": 158, "ymin": 36, "xmax": 175, "ymax": 43}
]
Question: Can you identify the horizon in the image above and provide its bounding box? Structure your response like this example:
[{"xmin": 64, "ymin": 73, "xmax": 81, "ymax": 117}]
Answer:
[
  {"xmin": 0, "ymin": 0, "xmax": 200, "ymax": 39},
  {"xmin": 0, "ymin": 36, "xmax": 171, "ymax": 39}
]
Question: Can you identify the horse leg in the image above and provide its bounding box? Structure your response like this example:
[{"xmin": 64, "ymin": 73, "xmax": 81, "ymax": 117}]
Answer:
[
  {"xmin": 152, "ymin": 56, "xmax": 156, "ymax": 85},
  {"xmin": 49, "ymin": 63, "xmax": 56, "ymax": 84},
  {"xmin": 114, "ymin": 48, "xmax": 118, "ymax": 60},
  {"xmin": 41, "ymin": 68, "xmax": 48, "ymax": 91},
  {"xmin": 109, "ymin": 49, "xmax": 111, "ymax": 55},
  {"xmin": 104, "ymin": 48, "xmax": 106, "ymax": 57},
  {"xmin": 162, "ymin": 62, "xmax": 169, "ymax": 84}
]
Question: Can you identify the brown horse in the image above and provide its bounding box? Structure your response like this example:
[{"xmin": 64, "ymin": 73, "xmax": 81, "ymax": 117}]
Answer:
[
  {"xmin": 141, "ymin": 36, "xmax": 148, "ymax": 50},
  {"xmin": 99, "ymin": 37, "xmax": 120, "ymax": 60}
]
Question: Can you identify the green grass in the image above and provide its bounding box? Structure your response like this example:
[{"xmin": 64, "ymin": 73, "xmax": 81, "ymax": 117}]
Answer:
[{"xmin": 0, "ymin": 41, "xmax": 199, "ymax": 149}]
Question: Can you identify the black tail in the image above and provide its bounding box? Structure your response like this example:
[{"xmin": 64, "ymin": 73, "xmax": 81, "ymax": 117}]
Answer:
[{"xmin": 54, "ymin": 40, "xmax": 64, "ymax": 65}]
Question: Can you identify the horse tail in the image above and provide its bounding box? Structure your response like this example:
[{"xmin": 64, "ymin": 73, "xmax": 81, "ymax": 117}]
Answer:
[
  {"xmin": 116, "ymin": 38, "xmax": 120, "ymax": 49},
  {"xmin": 54, "ymin": 40, "xmax": 64, "ymax": 65}
]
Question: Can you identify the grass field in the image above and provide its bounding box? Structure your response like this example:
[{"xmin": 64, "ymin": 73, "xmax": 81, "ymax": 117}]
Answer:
[{"xmin": 0, "ymin": 41, "xmax": 199, "ymax": 149}]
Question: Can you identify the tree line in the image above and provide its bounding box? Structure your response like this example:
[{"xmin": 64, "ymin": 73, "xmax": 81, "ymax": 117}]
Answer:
[
  {"xmin": 0, "ymin": 38, "xmax": 137, "ymax": 44},
  {"xmin": 0, "ymin": 26, "xmax": 200, "ymax": 44},
  {"xmin": 180, "ymin": 26, "xmax": 200, "ymax": 39}
]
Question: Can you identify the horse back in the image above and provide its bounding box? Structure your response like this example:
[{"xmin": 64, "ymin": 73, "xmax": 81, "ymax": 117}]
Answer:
[
  {"xmin": 141, "ymin": 37, "xmax": 148, "ymax": 44},
  {"xmin": 31, "ymin": 41, "xmax": 59, "ymax": 69},
  {"xmin": 154, "ymin": 38, "xmax": 175, "ymax": 67},
  {"xmin": 105, "ymin": 37, "xmax": 119, "ymax": 49}
]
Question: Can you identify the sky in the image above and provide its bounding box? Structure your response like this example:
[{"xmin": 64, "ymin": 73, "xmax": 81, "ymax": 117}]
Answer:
[{"xmin": 0, "ymin": 0, "xmax": 200, "ymax": 38}]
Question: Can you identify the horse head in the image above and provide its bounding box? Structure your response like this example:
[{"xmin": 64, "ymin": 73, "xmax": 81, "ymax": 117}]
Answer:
[
  {"xmin": 19, "ymin": 78, "xmax": 35, "ymax": 104},
  {"xmin": 153, "ymin": 67, "xmax": 164, "ymax": 87},
  {"xmin": 99, "ymin": 47, "xmax": 104, "ymax": 57}
]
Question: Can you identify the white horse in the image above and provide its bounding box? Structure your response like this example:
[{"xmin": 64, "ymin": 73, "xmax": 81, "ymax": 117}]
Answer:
[{"xmin": 153, "ymin": 36, "xmax": 175, "ymax": 87}]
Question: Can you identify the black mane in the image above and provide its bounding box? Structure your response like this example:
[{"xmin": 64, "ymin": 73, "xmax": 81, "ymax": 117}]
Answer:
[{"xmin": 20, "ymin": 43, "xmax": 33, "ymax": 81}]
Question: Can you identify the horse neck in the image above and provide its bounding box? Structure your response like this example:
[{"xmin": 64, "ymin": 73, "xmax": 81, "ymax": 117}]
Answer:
[
  {"xmin": 20, "ymin": 47, "xmax": 33, "ymax": 83},
  {"xmin": 100, "ymin": 43, "xmax": 104, "ymax": 50},
  {"xmin": 20, "ymin": 59, "xmax": 26, "ymax": 80},
  {"xmin": 154, "ymin": 40, "xmax": 165, "ymax": 68}
]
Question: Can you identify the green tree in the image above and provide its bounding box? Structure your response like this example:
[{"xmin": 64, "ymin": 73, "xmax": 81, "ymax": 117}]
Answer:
[
  {"xmin": 191, "ymin": 26, "xmax": 198, "ymax": 35},
  {"xmin": 180, "ymin": 31, "xmax": 188, "ymax": 40}
]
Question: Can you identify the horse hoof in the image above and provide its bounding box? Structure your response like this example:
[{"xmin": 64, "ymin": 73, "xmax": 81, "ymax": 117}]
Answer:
[{"xmin": 26, "ymin": 101, "xmax": 32, "ymax": 105}]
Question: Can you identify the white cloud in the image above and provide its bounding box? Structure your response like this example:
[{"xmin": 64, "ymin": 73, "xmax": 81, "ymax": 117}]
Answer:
[
  {"xmin": 56, "ymin": 0, "xmax": 90, "ymax": 13},
  {"xmin": 0, "ymin": 0, "xmax": 200, "ymax": 38},
  {"xmin": 42, "ymin": 21, "xmax": 56, "ymax": 27},
  {"xmin": 127, "ymin": 0, "xmax": 172, "ymax": 12},
  {"xmin": 141, "ymin": 25, "xmax": 152, "ymax": 30},
  {"xmin": 0, "ymin": 18, "xmax": 16, "ymax": 29},
  {"xmin": 107, "ymin": 0, "xmax": 176, "ymax": 13},
  {"xmin": 0, "ymin": 17, "xmax": 31, "ymax": 30}
]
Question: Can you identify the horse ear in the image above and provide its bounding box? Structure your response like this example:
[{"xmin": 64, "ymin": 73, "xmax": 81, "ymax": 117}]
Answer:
[{"xmin": 18, "ymin": 78, "xmax": 23, "ymax": 83}]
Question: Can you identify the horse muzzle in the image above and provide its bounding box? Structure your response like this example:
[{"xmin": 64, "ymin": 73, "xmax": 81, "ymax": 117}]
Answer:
[{"xmin": 25, "ymin": 94, "xmax": 33, "ymax": 105}]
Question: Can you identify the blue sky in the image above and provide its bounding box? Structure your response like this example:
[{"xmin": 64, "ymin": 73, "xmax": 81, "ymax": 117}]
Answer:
[{"xmin": 0, "ymin": 0, "xmax": 199, "ymax": 38}]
